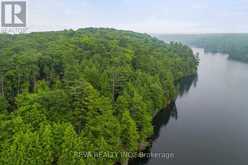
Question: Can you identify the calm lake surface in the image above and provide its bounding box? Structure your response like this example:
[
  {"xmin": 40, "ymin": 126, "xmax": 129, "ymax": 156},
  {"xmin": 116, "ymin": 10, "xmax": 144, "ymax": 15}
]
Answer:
[{"xmin": 130, "ymin": 48, "xmax": 248, "ymax": 165}]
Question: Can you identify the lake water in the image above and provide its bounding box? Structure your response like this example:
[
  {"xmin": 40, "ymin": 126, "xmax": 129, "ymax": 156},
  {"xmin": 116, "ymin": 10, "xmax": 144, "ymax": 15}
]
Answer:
[{"xmin": 130, "ymin": 48, "xmax": 248, "ymax": 165}]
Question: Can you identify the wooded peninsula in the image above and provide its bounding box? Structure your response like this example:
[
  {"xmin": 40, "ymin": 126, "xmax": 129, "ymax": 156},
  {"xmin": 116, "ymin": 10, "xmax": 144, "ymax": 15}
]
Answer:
[{"xmin": 0, "ymin": 28, "xmax": 198, "ymax": 165}]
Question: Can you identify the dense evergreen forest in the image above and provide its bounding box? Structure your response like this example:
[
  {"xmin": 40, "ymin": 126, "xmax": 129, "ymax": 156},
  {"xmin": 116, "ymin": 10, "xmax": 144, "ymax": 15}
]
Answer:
[
  {"xmin": 158, "ymin": 34, "xmax": 248, "ymax": 62},
  {"xmin": 0, "ymin": 28, "xmax": 198, "ymax": 165}
]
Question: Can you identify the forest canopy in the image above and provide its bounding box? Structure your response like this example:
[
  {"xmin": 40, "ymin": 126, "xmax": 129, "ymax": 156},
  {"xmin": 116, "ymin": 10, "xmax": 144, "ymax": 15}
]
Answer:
[{"xmin": 0, "ymin": 28, "xmax": 198, "ymax": 164}]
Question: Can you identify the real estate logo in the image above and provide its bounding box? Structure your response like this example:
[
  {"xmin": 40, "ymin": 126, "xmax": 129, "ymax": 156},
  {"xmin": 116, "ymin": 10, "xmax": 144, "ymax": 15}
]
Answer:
[
  {"xmin": 1, "ymin": 1, "xmax": 27, "ymax": 33},
  {"xmin": 1, "ymin": 1, "xmax": 26, "ymax": 27}
]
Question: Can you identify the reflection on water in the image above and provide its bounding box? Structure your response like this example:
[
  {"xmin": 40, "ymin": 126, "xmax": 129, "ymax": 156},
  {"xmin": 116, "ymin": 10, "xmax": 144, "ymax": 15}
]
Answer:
[
  {"xmin": 152, "ymin": 72, "xmax": 199, "ymax": 142},
  {"xmin": 131, "ymin": 48, "xmax": 248, "ymax": 165},
  {"xmin": 153, "ymin": 74, "xmax": 198, "ymax": 143},
  {"xmin": 176, "ymin": 74, "xmax": 198, "ymax": 97},
  {"xmin": 152, "ymin": 103, "xmax": 178, "ymax": 142},
  {"xmin": 129, "ymin": 104, "xmax": 178, "ymax": 165},
  {"xmin": 129, "ymin": 74, "xmax": 198, "ymax": 165}
]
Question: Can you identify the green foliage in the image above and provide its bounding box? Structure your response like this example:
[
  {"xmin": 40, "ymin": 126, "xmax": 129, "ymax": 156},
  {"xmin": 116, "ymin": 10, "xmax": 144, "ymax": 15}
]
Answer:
[
  {"xmin": 58, "ymin": 124, "xmax": 85, "ymax": 165},
  {"xmin": 165, "ymin": 72, "xmax": 176, "ymax": 100},
  {"xmin": 0, "ymin": 128, "xmax": 53, "ymax": 165},
  {"xmin": 159, "ymin": 34, "xmax": 248, "ymax": 62},
  {"xmin": 120, "ymin": 111, "xmax": 139, "ymax": 152},
  {"xmin": 0, "ymin": 96, "xmax": 8, "ymax": 113},
  {"xmin": 0, "ymin": 28, "xmax": 198, "ymax": 164}
]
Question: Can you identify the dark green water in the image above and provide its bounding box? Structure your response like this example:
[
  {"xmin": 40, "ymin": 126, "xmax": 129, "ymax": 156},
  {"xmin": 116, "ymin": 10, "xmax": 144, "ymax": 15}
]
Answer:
[{"xmin": 130, "ymin": 48, "xmax": 248, "ymax": 165}]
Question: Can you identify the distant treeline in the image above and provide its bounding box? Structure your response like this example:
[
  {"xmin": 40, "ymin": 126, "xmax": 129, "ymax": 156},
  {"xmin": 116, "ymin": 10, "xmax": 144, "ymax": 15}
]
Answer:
[
  {"xmin": 0, "ymin": 28, "xmax": 198, "ymax": 164},
  {"xmin": 158, "ymin": 34, "xmax": 248, "ymax": 62}
]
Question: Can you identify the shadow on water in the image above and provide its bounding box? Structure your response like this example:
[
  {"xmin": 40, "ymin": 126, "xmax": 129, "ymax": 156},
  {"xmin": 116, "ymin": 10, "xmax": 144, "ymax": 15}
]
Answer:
[
  {"xmin": 128, "ymin": 103, "xmax": 178, "ymax": 165},
  {"xmin": 176, "ymin": 74, "xmax": 198, "ymax": 97},
  {"xmin": 129, "ymin": 74, "xmax": 198, "ymax": 165},
  {"xmin": 152, "ymin": 103, "xmax": 177, "ymax": 142}
]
